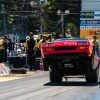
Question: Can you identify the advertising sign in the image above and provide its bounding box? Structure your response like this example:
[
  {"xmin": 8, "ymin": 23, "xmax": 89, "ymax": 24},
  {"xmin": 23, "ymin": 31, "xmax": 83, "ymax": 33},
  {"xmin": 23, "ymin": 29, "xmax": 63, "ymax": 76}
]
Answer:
[
  {"xmin": 80, "ymin": 12, "xmax": 94, "ymax": 19},
  {"xmin": 80, "ymin": 29, "xmax": 100, "ymax": 39},
  {"xmin": 80, "ymin": 19, "xmax": 100, "ymax": 39},
  {"xmin": 94, "ymin": 11, "xmax": 100, "ymax": 19},
  {"xmin": 80, "ymin": 11, "xmax": 100, "ymax": 50},
  {"xmin": 80, "ymin": 20, "xmax": 100, "ymax": 26},
  {"xmin": 80, "ymin": 11, "xmax": 100, "ymax": 39},
  {"xmin": 0, "ymin": 63, "xmax": 11, "ymax": 75}
]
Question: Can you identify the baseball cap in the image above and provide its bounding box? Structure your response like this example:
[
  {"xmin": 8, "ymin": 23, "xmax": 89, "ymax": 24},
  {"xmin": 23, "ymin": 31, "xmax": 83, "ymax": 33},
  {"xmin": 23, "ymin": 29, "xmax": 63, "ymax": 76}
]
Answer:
[{"xmin": 29, "ymin": 32, "xmax": 33, "ymax": 35}]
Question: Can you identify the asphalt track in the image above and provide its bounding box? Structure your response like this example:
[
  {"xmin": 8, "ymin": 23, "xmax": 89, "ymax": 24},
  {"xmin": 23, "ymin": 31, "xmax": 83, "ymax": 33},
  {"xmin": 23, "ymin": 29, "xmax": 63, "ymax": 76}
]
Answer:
[{"xmin": 0, "ymin": 71, "xmax": 100, "ymax": 100}]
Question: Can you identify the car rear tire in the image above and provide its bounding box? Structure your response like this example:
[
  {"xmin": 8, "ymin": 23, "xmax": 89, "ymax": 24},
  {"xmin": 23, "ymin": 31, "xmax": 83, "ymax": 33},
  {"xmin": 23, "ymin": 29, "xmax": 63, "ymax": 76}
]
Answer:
[
  {"xmin": 85, "ymin": 66, "xmax": 99, "ymax": 83},
  {"xmin": 88, "ymin": 51, "xmax": 94, "ymax": 71},
  {"xmin": 50, "ymin": 71, "xmax": 63, "ymax": 82},
  {"xmin": 42, "ymin": 58, "xmax": 49, "ymax": 71}
]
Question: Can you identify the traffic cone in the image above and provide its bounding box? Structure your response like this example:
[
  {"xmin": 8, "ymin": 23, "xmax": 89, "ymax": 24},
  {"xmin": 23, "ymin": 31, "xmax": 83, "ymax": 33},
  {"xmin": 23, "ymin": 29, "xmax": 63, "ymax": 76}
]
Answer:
[{"xmin": 40, "ymin": 60, "xmax": 42, "ymax": 70}]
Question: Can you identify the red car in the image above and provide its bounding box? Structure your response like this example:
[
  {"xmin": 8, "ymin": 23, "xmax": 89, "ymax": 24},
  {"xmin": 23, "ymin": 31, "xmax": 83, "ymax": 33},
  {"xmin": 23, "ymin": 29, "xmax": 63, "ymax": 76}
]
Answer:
[{"xmin": 41, "ymin": 38, "xmax": 99, "ymax": 83}]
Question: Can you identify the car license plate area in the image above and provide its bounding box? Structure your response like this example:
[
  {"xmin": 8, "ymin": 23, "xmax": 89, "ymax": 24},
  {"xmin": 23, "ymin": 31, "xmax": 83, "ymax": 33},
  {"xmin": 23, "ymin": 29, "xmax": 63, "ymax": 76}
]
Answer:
[{"xmin": 54, "ymin": 46, "xmax": 76, "ymax": 51}]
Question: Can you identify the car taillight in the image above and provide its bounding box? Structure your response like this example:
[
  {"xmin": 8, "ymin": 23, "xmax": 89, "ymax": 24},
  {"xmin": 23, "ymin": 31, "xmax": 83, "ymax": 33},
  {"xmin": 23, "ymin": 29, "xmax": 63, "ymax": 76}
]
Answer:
[
  {"xmin": 43, "ymin": 43, "xmax": 54, "ymax": 47},
  {"xmin": 77, "ymin": 41, "xmax": 88, "ymax": 45}
]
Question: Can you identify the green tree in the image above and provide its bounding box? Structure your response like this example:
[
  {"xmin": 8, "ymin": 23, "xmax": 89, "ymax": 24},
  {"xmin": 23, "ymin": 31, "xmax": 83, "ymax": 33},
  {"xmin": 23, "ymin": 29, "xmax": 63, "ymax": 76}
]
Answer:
[
  {"xmin": 42, "ymin": 0, "xmax": 80, "ymax": 37},
  {"xmin": 0, "ymin": 0, "xmax": 80, "ymax": 37},
  {"xmin": 0, "ymin": 0, "xmax": 39, "ymax": 37},
  {"xmin": 0, "ymin": 0, "xmax": 19, "ymax": 35}
]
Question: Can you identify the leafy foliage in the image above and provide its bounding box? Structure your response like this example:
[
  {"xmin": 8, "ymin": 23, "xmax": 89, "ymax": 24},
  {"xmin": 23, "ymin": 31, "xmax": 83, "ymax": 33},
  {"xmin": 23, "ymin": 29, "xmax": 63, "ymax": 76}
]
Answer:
[
  {"xmin": 44, "ymin": 0, "xmax": 80, "ymax": 37},
  {"xmin": 0, "ymin": 0, "xmax": 80, "ymax": 37}
]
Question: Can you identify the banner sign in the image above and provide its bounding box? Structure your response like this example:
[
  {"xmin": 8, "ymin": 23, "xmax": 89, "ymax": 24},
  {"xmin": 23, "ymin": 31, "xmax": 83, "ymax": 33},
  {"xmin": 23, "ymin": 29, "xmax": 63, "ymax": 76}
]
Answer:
[
  {"xmin": 80, "ymin": 11, "xmax": 100, "ymax": 20},
  {"xmin": 0, "ymin": 63, "xmax": 11, "ymax": 75},
  {"xmin": 94, "ymin": 11, "xmax": 100, "ymax": 19},
  {"xmin": 80, "ymin": 11, "xmax": 100, "ymax": 39},
  {"xmin": 80, "ymin": 20, "xmax": 100, "ymax": 26},
  {"xmin": 80, "ymin": 29, "xmax": 100, "ymax": 39},
  {"xmin": 80, "ymin": 12, "xmax": 94, "ymax": 19}
]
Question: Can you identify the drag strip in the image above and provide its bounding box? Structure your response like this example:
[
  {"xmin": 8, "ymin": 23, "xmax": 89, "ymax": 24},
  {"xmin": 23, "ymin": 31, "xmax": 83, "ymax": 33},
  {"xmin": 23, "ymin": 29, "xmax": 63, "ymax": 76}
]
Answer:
[
  {"xmin": 0, "ymin": 71, "xmax": 43, "ymax": 82},
  {"xmin": 0, "ymin": 71, "xmax": 100, "ymax": 100}
]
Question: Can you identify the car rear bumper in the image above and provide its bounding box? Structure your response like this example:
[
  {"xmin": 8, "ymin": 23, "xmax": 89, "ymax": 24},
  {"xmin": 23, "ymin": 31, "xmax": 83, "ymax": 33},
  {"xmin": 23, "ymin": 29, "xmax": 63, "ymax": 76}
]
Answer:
[{"xmin": 43, "ymin": 52, "xmax": 89, "ymax": 59}]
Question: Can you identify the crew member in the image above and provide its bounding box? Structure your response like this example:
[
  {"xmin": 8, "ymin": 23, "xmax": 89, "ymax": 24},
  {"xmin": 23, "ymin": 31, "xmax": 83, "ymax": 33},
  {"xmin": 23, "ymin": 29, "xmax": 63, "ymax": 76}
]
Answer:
[
  {"xmin": 38, "ymin": 35, "xmax": 47, "ymax": 48},
  {"xmin": 91, "ymin": 35, "xmax": 99, "ymax": 54},
  {"xmin": 58, "ymin": 34, "xmax": 63, "ymax": 39},
  {"xmin": 8, "ymin": 39, "xmax": 14, "ymax": 56},
  {"xmin": 24, "ymin": 32, "xmax": 37, "ymax": 71},
  {"xmin": 0, "ymin": 35, "xmax": 8, "ymax": 62},
  {"xmin": 91, "ymin": 35, "xmax": 99, "ymax": 47}
]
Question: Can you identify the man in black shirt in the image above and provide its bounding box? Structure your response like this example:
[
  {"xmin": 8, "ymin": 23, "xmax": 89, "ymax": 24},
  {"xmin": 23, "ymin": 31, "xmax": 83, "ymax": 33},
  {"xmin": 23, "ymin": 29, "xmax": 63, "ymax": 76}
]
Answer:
[
  {"xmin": 8, "ymin": 39, "xmax": 14, "ymax": 50},
  {"xmin": 24, "ymin": 32, "xmax": 37, "ymax": 71},
  {"xmin": 8, "ymin": 39, "xmax": 15, "ymax": 56}
]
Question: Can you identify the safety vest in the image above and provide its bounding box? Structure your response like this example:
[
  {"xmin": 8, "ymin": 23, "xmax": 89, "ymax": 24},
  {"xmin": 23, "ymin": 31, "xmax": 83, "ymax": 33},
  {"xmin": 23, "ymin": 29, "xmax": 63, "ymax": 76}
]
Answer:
[
  {"xmin": 0, "ymin": 39, "xmax": 4, "ymax": 50},
  {"xmin": 38, "ymin": 39, "xmax": 47, "ymax": 47},
  {"xmin": 91, "ymin": 39, "xmax": 98, "ymax": 47},
  {"xmin": 24, "ymin": 38, "xmax": 37, "ymax": 50}
]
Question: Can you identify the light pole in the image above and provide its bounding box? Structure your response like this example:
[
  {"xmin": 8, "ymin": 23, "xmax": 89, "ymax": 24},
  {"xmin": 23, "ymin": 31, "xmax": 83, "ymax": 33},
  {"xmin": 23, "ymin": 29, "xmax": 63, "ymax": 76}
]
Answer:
[
  {"xmin": 38, "ymin": 0, "xmax": 42, "ymax": 33},
  {"xmin": 1, "ymin": 4, "xmax": 6, "ymax": 34},
  {"xmin": 57, "ymin": 10, "xmax": 70, "ymax": 38},
  {"xmin": 26, "ymin": 0, "xmax": 28, "ymax": 36},
  {"xmin": 30, "ymin": 0, "xmax": 44, "ymax": 33}
]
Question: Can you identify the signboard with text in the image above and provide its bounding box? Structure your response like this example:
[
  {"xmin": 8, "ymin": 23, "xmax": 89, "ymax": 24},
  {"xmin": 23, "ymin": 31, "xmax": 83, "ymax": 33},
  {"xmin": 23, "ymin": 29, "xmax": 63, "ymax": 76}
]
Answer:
[
  {"xmin": 80, "ymin": 12, "xmax": 94, "ymax": 19},
  {"xmin": 80, "ymin": 11, "xmax": 100, "ymax": 39},
  {"xmin": 94, "ymin": 11, "xmax": 100, "ymax": 19}
]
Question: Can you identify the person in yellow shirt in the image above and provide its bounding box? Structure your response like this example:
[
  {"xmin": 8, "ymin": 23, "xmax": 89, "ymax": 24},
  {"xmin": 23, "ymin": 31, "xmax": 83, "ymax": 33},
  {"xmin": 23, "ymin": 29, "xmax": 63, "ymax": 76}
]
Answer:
[
  {"xmin": 0, "ymin": 39, "xmax": 4, "ymax": 49},
  {"xmin": 0, "ymin": 35, "xmax": 8, "ymax": 62},
  {"xmin": 91, "ymin": 35, "xmax": 98, "ymax": 47},
  {"xmin": 38, "ymin": 35, "xmax": 47, "ymax": 48},
  {"xmin": 91, "ymin": 35, "xmax": 99, "ymax": 55},
  {"xmin": 24, "ymin": 32, "xmax": 37, "ymax": 71}
]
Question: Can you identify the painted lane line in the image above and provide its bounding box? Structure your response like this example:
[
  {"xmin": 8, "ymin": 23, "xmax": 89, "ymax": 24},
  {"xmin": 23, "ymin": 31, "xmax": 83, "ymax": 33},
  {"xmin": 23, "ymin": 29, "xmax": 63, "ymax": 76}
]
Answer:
[
  {"xmin": 34, "ymin": 74, "xmax": 44, "ymax": 76},
  {"xmin": 0, "ymin": 77, "xmax": 23, "ymax": 82},
  {"xmin": 0, "ymin": 74, "xmax": 44, "ymax": 82}
]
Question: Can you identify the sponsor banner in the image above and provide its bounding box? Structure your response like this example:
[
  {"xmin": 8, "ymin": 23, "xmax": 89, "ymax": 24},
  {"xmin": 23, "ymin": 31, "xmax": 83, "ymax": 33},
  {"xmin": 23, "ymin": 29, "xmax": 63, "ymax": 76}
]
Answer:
[
  {"xmin": 38, "ymin": 34, "xmax": 52, "ymax": 42},
  {"xmin": 80, "ymin": 26, "xmax": 100, "ymax": 29},
  {"xmin": 80, "ymin": 12, "xmax": 94, "ymax": 19},
  {"xmin": 80, "ymin": 19, "xmax": 100, "ymax": 39},
  {"xmin": 80, "ymin": 20, "xmax": 100, "ymax": 26},
  {"xmin": 94, "ymin": 11, "xmax": 100, "ymax": 19},
  {"xmin": 0, "ymin": 63, "xmax": 11, "ymax": 75},
  {"xmin": 0, "ymin": 67, "xmax": 4, "ymax": 74},
  {"xmin": 80, "ymin": 29, "xmax": 100, "ymax": 39},
  {"xmin": 80, "ymin": 11, "xmax": 100, "ymax": 20},
  {"xmin": 80, "ymin": 11, "xmax": 100, "ymax": 50}
]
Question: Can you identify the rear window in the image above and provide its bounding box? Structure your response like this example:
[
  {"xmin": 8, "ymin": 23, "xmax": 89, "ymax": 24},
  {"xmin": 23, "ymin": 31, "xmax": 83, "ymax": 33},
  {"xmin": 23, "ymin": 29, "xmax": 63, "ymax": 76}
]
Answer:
[{"xmin": 52, "ymin": 38, "xmax": 88, "ymax": 42}]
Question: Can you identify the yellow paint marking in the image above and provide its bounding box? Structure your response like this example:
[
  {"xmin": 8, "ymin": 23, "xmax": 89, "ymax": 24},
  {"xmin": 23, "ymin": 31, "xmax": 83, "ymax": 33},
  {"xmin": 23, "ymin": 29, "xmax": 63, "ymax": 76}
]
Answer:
[{"xmin": 0, "ymin": 71, "xmax": 36, "ymax": 82}]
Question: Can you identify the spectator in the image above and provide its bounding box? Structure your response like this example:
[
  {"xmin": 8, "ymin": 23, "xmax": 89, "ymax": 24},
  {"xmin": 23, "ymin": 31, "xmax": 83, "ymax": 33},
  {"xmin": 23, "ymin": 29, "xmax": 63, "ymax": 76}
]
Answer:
[
  {"xmin": 0, "ymin": 35, "xmax": 8, "ymax": 62},
  {"xmin": 24, "ymin": 32, "xmax": 37, "ymax": 71},
  {"xmin": 38, "ymin": 35, "xmax": 47, "ymax": 48}
]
